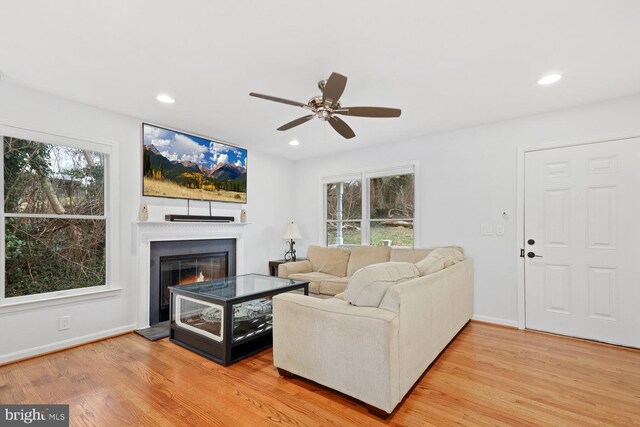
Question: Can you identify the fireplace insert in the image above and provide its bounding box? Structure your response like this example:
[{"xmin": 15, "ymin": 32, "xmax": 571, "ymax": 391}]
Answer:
[
  {"xmin": 159, "ymin": 252, "xmax": 228, "ymax": 322},
  {"xmin": 149, "ymin": 239, "xmax": 236, "ymax": 325}
]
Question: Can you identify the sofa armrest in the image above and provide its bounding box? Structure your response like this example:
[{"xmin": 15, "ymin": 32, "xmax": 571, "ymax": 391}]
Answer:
[
  {"xmin": 278, "ymin": 260, "xmax": 312, "ymax": 277},
  {"xmin": 380, "ymin": 258, "xmax": 473, "ymax": 396},
  {"xmin": 272, "ymin": 293, "xmax": 400, "ymax": 413}
]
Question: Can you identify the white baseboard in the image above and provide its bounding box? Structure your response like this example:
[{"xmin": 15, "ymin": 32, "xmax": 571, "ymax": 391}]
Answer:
[
  {"xmin": 0, "ymin": 324, "xmax": 136, "ymax": 365},
  {"xmin": 472, "ymin": 314, "xmax": 519, "ymax": 328}
]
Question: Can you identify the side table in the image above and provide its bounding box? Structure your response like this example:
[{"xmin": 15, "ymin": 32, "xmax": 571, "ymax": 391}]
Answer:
[{"xmin": 269, "ymin": 258, "xmax": 307, "ymax": 277}]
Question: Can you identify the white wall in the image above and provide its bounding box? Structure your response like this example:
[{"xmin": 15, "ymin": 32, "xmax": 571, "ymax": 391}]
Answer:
[
  {"xmin": 0, "ymin": 82, "xmax": 293, "ymax": 363},
  {"xmin": 292, "ymin": 94, "xmax": 640, "ymax": 326}
]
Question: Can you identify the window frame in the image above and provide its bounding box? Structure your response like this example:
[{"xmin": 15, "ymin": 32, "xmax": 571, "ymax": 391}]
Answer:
[
  {"xmin": 322, "ymin": 163, "xmax": 418, "ymax": 248},
  {"xmin": 0, "ymin": 124, "xmax": 119, "ymax": 308}
]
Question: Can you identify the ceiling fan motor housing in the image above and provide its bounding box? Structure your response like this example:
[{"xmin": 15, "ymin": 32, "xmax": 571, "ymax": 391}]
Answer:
[{"xmin": 309, "ymin": 95, "xmax": 340, "ymax": 120}]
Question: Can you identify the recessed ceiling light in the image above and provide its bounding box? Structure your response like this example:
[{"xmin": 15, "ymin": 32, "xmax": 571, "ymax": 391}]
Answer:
[
  {"xmin": 288, "ymin": 140, "xmax": 300, "ymax": 146},
  {"xmin": 537, "ymin": 74, "xmax": 562, "ymax": 86},
  {"xmin": 156, "ymin": 94, "xmax": 176, "ymax": 104}
]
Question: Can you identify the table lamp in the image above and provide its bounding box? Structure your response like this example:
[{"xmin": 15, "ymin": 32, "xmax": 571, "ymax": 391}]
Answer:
[{"xmin": 283, "ymin": 222, "xmax": 303, "ymax": 261}]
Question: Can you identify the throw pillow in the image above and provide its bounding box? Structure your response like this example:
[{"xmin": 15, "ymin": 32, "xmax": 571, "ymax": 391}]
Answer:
[
  {"xmin": 437, "ymin": 247, "xmax": 466, "ymax": 267},
  {"xmin": 415, "ymin": 247, "xmax": 465, "ymax": 276},
  {"xmin": 415, "ymin": 252, "xmax": 446, "ymax": 276},
  {"xmin": 344, "ymin": 262, "xmax": 420, "ymax": 307}
]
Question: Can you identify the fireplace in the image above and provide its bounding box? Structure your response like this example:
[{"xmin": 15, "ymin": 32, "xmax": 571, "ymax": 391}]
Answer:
[{"xmin": 149, "ymin": 239, "xmax": 236, "ymax": 325}]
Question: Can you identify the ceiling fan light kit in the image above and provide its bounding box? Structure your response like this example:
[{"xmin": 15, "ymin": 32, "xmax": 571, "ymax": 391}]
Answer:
[{"xmin": 250, "ymin": 72, "xmax": 401, "ymax": 139}]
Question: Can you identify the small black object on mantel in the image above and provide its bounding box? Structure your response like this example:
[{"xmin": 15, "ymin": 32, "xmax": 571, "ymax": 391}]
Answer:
[
  {"xmin": 283, "ymin": 222, "xmax": 303, "ymax": 261},
  {"xmin": 165, "ymin": 214, "xmax": 234, "ymax": 223}
]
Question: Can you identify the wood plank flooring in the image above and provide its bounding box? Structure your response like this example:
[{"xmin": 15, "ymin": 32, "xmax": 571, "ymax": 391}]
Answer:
[{"xmin": 1, "ymin": 321, "xmax": 639, "ymax": 426}]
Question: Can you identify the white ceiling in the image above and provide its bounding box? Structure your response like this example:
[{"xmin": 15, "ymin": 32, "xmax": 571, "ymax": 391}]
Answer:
[{"xmin": 1, "ymin": 0, "xmax": 639, "ymax": 160}]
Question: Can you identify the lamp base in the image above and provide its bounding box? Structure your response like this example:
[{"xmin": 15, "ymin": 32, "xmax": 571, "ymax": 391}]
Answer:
[{"xmin": 284, "ymin": 239, "xmax": 297, "ymax": 262}]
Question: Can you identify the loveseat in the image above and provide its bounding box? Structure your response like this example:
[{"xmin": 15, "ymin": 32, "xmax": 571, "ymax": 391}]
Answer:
[
  {"xmin": 273, "ymin": 247, "xmax": 473, "ymax": 416},
  {"xmin": 279, "ymin": 245, "xmax": 439, "ymax": 297}
]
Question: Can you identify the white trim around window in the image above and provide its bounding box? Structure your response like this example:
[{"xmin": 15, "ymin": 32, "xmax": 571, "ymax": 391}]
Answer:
[{"xmin": 0, "ymin": 124, "xmax": 121, "ymax": 308}]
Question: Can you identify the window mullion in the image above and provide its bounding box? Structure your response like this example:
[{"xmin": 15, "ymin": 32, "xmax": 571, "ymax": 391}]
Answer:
[
  {"xmin": 362, "ymin": 172, "xmax": 369, "ymax": 246},
  {"xmin": 336, "ymin": 181, "xmax": 343, "ymax": 246}
]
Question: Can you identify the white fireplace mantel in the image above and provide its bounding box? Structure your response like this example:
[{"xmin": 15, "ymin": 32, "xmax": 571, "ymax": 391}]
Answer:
[{"xmin": 133, "ymin": 221, "xmax": 248, "ymax": 328}]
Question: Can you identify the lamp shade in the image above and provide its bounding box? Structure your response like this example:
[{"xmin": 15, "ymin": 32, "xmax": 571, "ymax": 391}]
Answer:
[{"xmin": 283, "ymin": 222, "xmax": 303, "ymax": 240}]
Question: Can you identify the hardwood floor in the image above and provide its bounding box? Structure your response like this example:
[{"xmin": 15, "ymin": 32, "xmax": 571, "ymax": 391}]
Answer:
[{"xmin": 1, "ymin": 322, "xmax": 639, "ymax": 426}]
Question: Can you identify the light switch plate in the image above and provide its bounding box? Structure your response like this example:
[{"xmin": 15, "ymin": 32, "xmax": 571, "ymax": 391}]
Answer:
[
  {"xmin": 481, "ymin": 224, "xmax": 493, "ymax": 235},
  {"xmin": 496, "ymin": 224, "xmax": 505, "ymax": 236}
]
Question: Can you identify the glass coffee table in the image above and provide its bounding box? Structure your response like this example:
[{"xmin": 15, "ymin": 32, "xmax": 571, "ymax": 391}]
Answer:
[{"xmin": 169, "ymin": 273, "xmax": 309, "ymax": 366}]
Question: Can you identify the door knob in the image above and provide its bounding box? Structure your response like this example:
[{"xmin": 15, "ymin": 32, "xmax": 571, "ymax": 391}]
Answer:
[{"xmin": 527, "ymin": 252, "xmax": 542, "ymax": 258}]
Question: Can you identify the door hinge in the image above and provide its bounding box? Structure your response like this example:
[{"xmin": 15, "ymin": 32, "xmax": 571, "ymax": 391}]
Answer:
[{"xmin": 520, "ymin": 249, "xmax": 525, "ymax": 258}]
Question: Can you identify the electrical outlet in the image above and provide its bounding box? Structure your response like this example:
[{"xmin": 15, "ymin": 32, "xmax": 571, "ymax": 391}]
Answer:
[{"xmin": 58, "ymin": 315, "xmax": 71, "ymax": 331}]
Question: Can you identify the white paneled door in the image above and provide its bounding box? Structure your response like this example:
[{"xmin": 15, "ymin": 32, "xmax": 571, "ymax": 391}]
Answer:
[{"xmin": 524, "ymin": 138, "xmax": 640, "ymax": 348}]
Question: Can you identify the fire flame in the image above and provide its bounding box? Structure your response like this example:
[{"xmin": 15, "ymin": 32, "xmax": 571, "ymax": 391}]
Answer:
[{"xmin": 178, "ymin": 270, "xmax": 207, "ymax": 285}]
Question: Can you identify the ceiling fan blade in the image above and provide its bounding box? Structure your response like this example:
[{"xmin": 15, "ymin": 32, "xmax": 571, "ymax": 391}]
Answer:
[
  {"xmin": 322, "ymin": 72, "xmax": 347, "ymax": 107},
  {"xmin": 277, "ymin": 114, "xmax": 315, "ymax": 131},
  {"xmin": 334, "ymin": 106, "xmax": 402, "ymax": 118},
  {"xmin": 328, "ymin": 116, "xmax": 356, "ymax": 139},
  {"xmin": 249, "ymin": 92, "xmax": 309, "ymax": 109}
]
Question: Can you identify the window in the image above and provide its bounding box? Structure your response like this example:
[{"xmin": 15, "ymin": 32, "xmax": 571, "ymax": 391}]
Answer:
[
  {"xmin": 1, "ymin": 132, "xmax": 109, "ymax": 301},
  {"xmin": 323, "ymin": 166, "xmax": 415, "ymax": 247},
  {"xmin": 368, "ymin": 173, "xmax": 414, "ymax": 247},
  {"xmin": 325, "ymin": 179, "xmax": 362, "ymax": 245}
]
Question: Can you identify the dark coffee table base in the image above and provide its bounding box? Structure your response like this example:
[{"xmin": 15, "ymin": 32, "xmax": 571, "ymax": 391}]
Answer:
[
  {"xmin": 171, "ymin": 327, "xmax": 273, "ymax": 366},
  {"xmin": 169, "ymin": 274, "xmax": 308, "ymax": 366}
]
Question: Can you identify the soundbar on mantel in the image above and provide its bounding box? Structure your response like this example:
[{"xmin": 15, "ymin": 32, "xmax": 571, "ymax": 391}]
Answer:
[{"xmin": 165, "ymin": 214, "xmax": 234, "ymax": 223}]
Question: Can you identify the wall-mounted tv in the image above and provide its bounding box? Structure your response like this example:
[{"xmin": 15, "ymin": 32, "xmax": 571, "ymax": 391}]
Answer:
[{"xmin": 142, "ymin": 123, "xmax": 247, "ymax": 203}]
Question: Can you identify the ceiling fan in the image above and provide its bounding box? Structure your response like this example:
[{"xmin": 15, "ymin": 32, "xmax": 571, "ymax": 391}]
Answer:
[{"xmin": 249, "ymin": 72, "xmax": 401, "ymax": 139}]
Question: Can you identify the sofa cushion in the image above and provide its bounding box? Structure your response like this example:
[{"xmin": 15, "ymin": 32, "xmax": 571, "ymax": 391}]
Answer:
[
  {"xmin": 390, "ymin": 248, "xmax": 432, "ymax": 263},
  {"xmin": 346, "ymin": 246, "xmax": 391, "ymax": 277},
  {"xmin": 307, "ymin": 245, "xmax": 351, "ymax": 277},
  {"xmin": 415, "ymin": 247, "xmax": 465, "ymax": 276},
  {"xmin": 319, "ymin": 278, "xmax": 349, "ymax": 296},
  {"xmin": 288, "ymin": 272, "xmax": 348, "ymax": 296},
  {"xmin": 344, "ymin": 262, "xmax": 420, "ymax": 307}
]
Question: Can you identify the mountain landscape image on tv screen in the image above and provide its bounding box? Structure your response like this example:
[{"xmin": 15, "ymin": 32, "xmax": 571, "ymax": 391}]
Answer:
[{"xmin": 143, "ymin": 123, "xmax": 247, "ymax": 203}]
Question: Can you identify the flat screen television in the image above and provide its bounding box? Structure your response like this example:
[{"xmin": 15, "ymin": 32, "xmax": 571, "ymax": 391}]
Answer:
[{"xmin": 142, "ymin": 123, "xmax": 247, "ymax": 203}]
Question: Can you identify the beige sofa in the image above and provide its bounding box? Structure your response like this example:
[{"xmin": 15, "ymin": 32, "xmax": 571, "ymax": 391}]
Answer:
[
  {"xmin": 279, "ymin": 245, "xmax": 434, "ymax": 296},
  {"xmin": 273, "ymin": 252, "xmax": 473, "ymax": 416}
]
